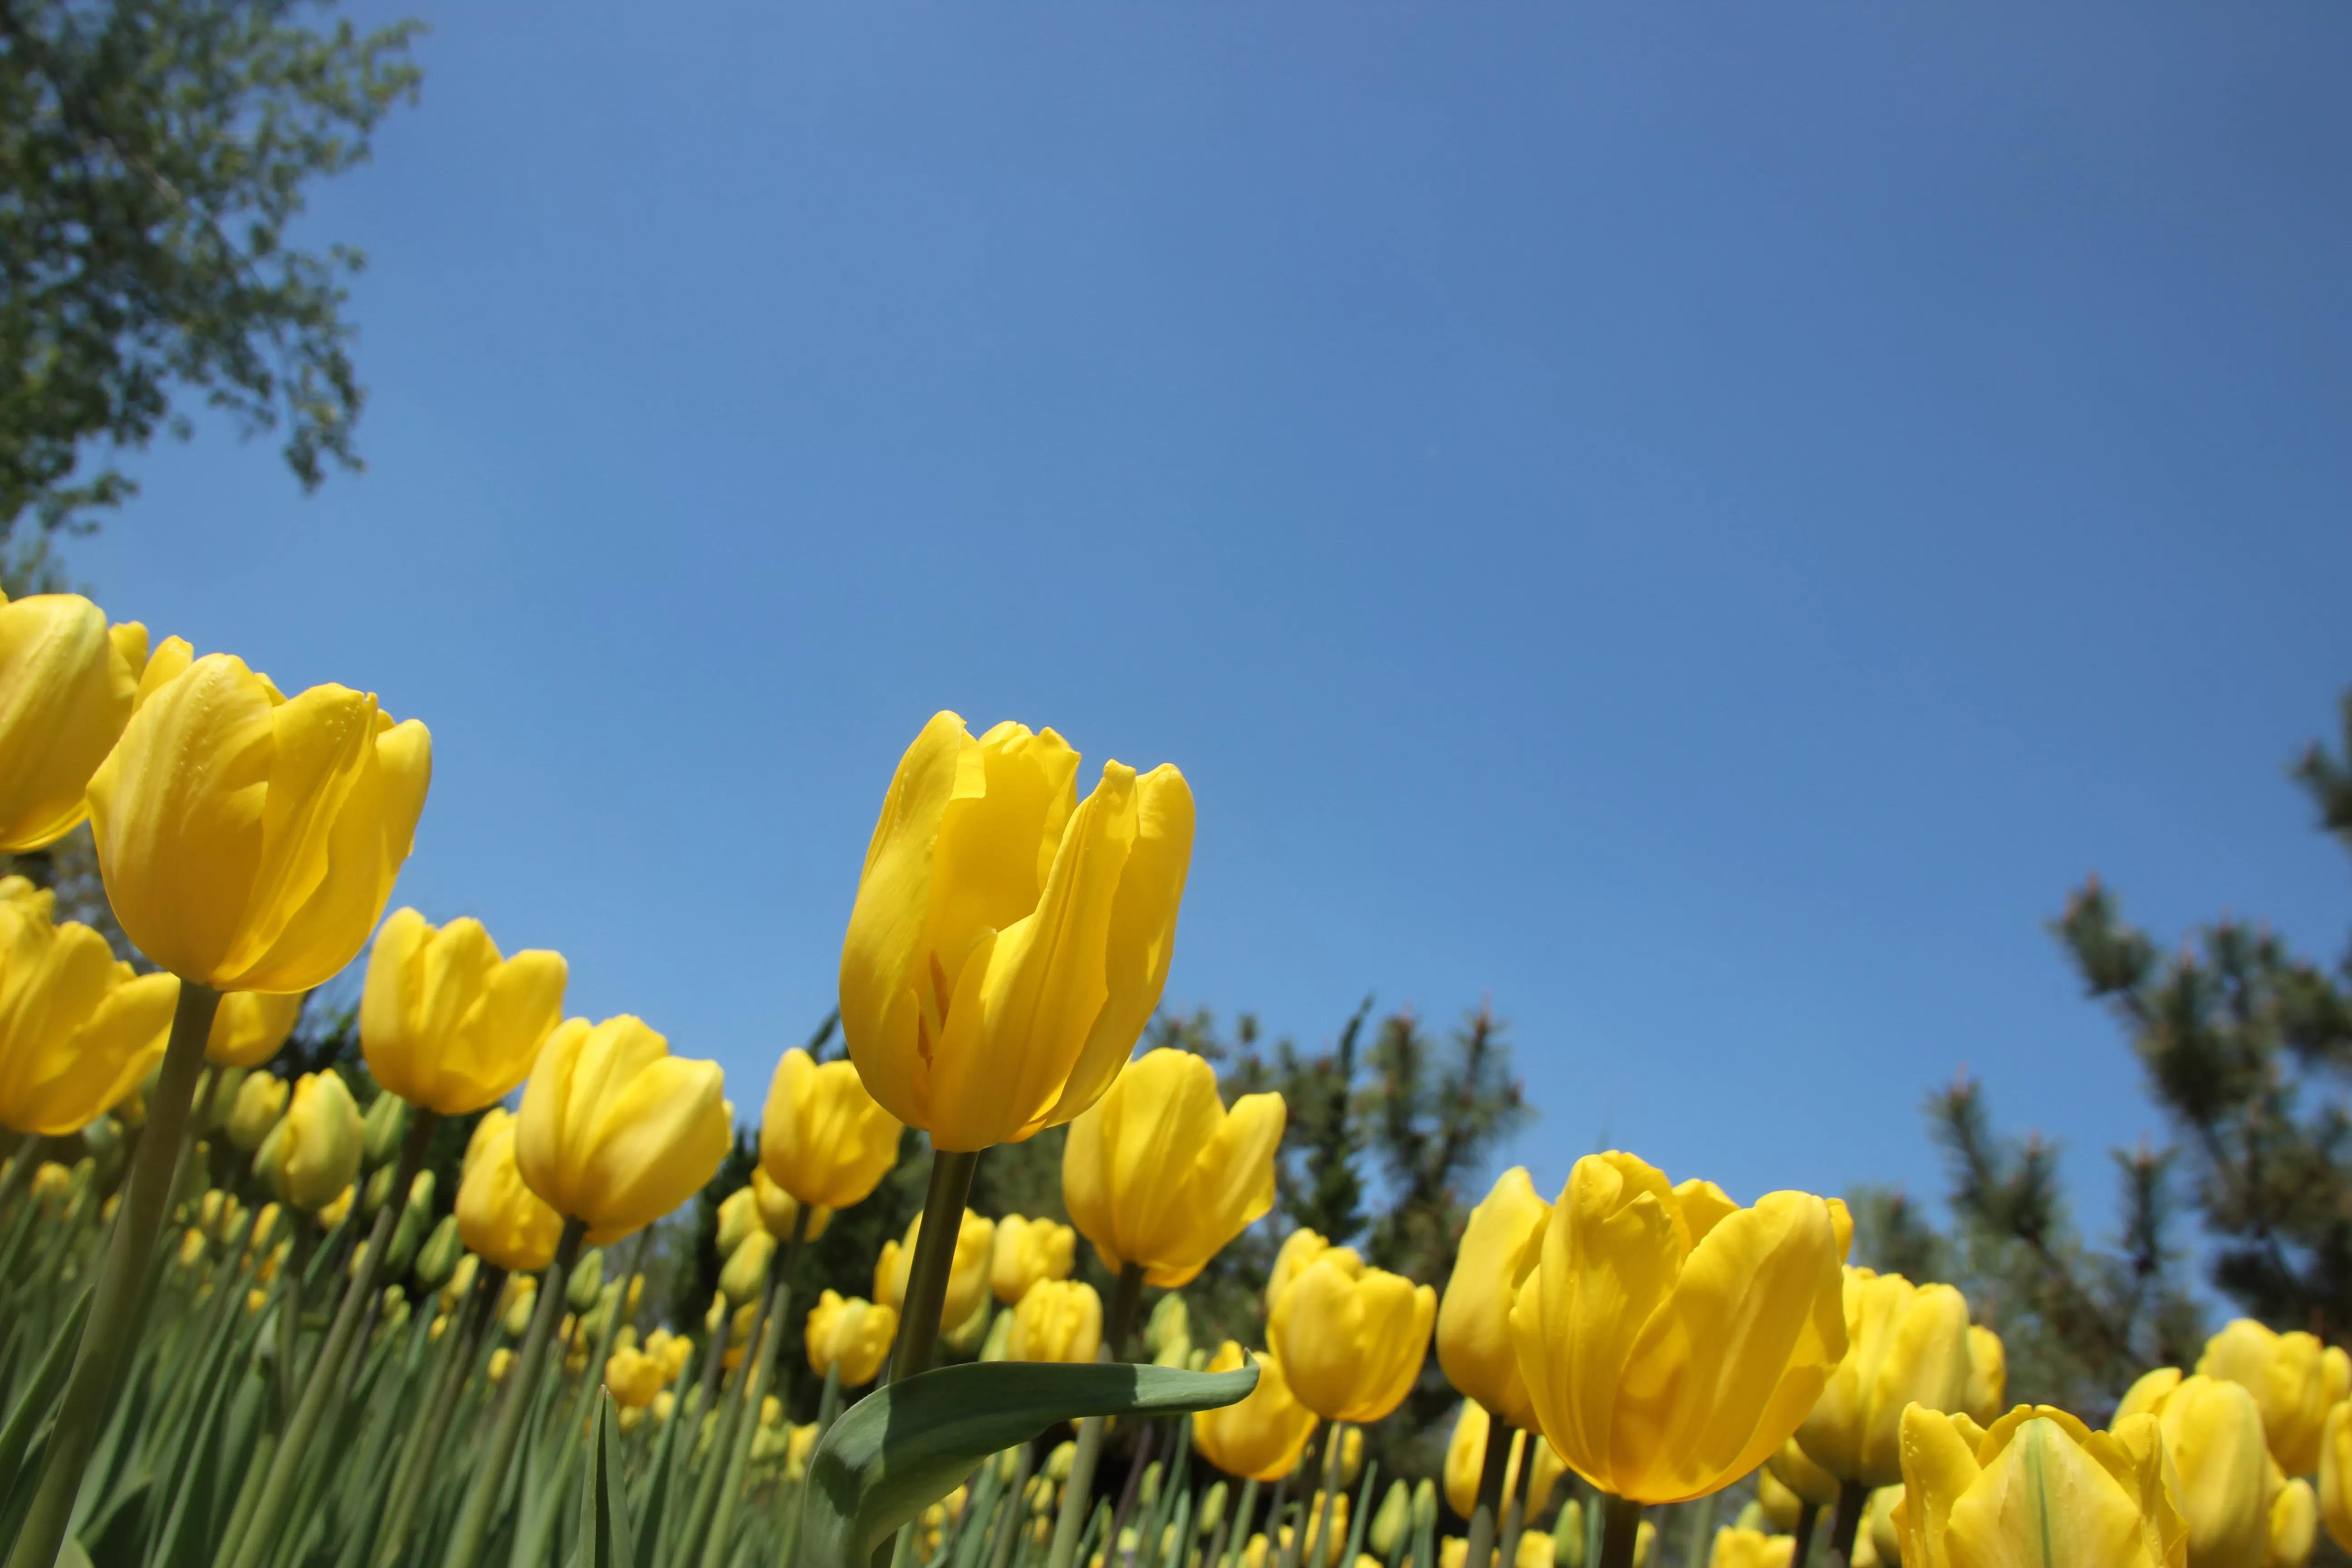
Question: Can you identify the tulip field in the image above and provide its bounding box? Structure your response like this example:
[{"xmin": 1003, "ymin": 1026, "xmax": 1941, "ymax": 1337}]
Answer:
[{"xmin": 4, "ymin": 593, "xmax": 2352, "ymax": 1568}]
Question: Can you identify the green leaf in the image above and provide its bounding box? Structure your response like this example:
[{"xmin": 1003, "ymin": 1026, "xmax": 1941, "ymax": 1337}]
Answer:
[
  {"xmin": 579, "ymin": 1393, "xmax": 637, "ymax": 1568},
  {"xmin": 796, "ymin": 1362, "xmax": 1257, "ymax": 1568},
  {"xmin": 0, "ymin": 1287, "xmax": 89, "ymax": 1500}
]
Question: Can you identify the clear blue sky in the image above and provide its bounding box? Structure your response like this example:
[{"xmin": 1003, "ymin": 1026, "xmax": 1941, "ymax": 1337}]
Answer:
[{"xmin": 73, "ymin": 2, "xmax": 2352, "ymax": 1243}]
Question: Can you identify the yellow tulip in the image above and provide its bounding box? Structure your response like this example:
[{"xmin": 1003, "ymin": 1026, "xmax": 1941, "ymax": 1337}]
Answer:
[
  {"xmin": 1964, "ymin": 1324, "xmax": 2007, "ymax": 1427},
  {"xmin": 361, "ymin": 908, "xmax": 568, "ymax": 1115},
  {"xmin": 488, "ymin": 1347, "xmax": 514, "ymax": 1384},
  {"xmin": 2271, "ymin": 1478, "xmax": 2316, "ymax": 1568},
  {"xmin": 1708, "ymin": 1528, "xmax": 1794, "ymax": 1568},
  {"xmin": 805, "ymin": 1289, "xmax": 897, "ymax": 1387},
  {"xmin": 2197, "ymin": 1319, "xmax": 2352, "ymax": 1477},
  {"xmin": 751, "ymin": 1167, "xmax": 832, "ymax": 1243},
  {"xmin": 991, "ymin": 1214, "xmax": 1078, "ymax": 1303},
  {"xmin": 1063, "ymin": 1049, "xmax": 1285, "ymax": 1287},
  {"xmin": 2321, "ymin": 1404, "xmax": 2352, "ymax": 1555},
  {"xmin": 514, "ymin": 1014, "xmax": 730, "ymax": 1244},
  {"xmin": 758, "ymin": 1044, "xmax": 902, "ymax": 1209},
  {"xmin": 1269, "ymin": 1229, "xmax": 1347, "ymax": 1315},
  {"xmin": 837, "ymin": 712, "xmax": 1195, "ymax": 1151},
  {"xmin": 605, "ymin": 1347, "xmax": 665, "ymax": 1408},
  {"xmin": 316, "ymin": 1183, "xmax": 355, "ymax": 1228},
  {"xmin": 1445, "ymin": 1401, "xmax": 1543, "ymax": 1520},
  {"xmin": 0, "ymin": 594, "xmax": 149, "ymax": 852},
  {"xmin": 87, "ymin": 652, "xmax": 431, "ymax": 993},
  {"xmin": 1193, "ymin": 1342, "xmax": 1320, "ymax": 1483},
  {"xmin": 1897, "ymin": 1403, "xmax": 2185, "ymax": 1568},
  {"xmin": 225, "ymin": 1072, "xmax": 289, "ymax": 1151},
  {"xmin": 255, "ymin": 1070, "xmax": 362, "ymax": 1210},
  {"xmin": 28, "ymin": 1159, "xmax": 69, "ymax": 1206},
  {"xmin": 0, "ymin": 897, "xmax": 176, "ymax": 1135},
  {"xmin": 206, "ymin": 991, "xmax": 304, "ymax": 1068},
  {"xmin": 874, "ymin": 1207, "xmax": 996, "ymax": 1327},
  {"xmin": 1008, "ymin": 1279, "xmax": 1102, "ymax": 1364},
  {"xmin": 1755, "ymin": 1469, "xmax": 1803, "ymax": 1532},
  {"xmin": 716, "ymin": 1186, "xmax": 764, "ymax": 1259},
  {"xmin": 1768, "ymin": 1437, "xmax": 1840, "ymax": 1509},
  {"xmin": 1438, "ymin": 1167, "xmax": 1551, "ymax": 1432},
  {"xmin": 1269, "ymin": 1251, "xmax": 1435, "ymax": 1425},
  {"xmin": 2117, "ymin": 1370, "xmax": 2277, "ymax": 1568},
  {"xmin": 456, "ymin": 1109, "xmax": 563, "ymax": 1273},
  {"xmin": 176, "ymin": 1227, "xmax": 207, "ymax": 1268},
  {"xmin": 720, "ymin": 1230, "xmax": 775, "ymax": 1303},
  {"xmin": 1796, "ymin": 1267, "xmax": 1973, "ymax": 1488},
  {"xmin": 1508, "ymin": 1153, "xmax": 1849, "ymax": 1505}
]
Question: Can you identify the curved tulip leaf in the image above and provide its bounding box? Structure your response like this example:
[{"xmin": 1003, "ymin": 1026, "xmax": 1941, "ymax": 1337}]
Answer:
[
  {"xmin": 578, "ymin": 1390, "xmax": 637, "ymax": 1568},
  {"xmin": 797, "ymin": 1360, "xmax": 1259, "ymax": 1568}
]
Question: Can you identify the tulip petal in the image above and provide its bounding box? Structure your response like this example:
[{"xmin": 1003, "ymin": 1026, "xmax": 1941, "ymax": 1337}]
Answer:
[{"xmin": 0, "ymin": 596, "xmax": 137, "ymax": 852}]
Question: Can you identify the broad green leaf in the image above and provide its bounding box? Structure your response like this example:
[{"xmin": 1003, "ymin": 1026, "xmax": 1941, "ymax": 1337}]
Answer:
[
  {"xmin": 0, "ymin": 1288, "xmax": 89, "ymax": 1500},
  {"xmin": 796, "ymin": 1361, "xmax": 1256, "ymax": 1568},
  {"xmin": 579, "ymin": 1393, "xmax": 636, "ymax": 1568}
]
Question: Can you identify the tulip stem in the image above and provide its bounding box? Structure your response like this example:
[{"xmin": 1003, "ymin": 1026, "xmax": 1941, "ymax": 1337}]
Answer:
[
  {"xmin": 1042, "ymin": 1262, "xmax": 1146, "ymax": 1568},
  {"xmin": 4, "ymin": 977, "xmax": 218, "ymax": 1568},
  {"xmin": 227, "ymin": 1108, "xmax": 435, "ymax": 1568},
  {"xmin": 1462, "ymin": 1418, "xmax": 1513, "ymax": 1568},
  {"xmin": 1496, "ymin": 1435, "xmax": 1538, "ymax": 1568},
  {"xmin": 1217, "ymin": 1477, "xmax": 1259, "ymax": 1568},
  {"xmin": 1788, "ymin": 1504, "xmax": 1817, "ymax": 1568},
  {"xmin": 441, "ymin": 1217, "xmax": 585, "ymax": 1568},
  {"xmin": 888, "ymin": 1144, "xmax": 982, "ymax": 1384},
  {"xmin": 988, "ymin": 1442, "xmax": 1037, "ymax": 1568},
  {"xmin": 1300, "ymin": 1422, "xmax": 1347, "ymax": 1568},
  {"xmin": 699, "ymin": 1205, "xmax": 813, "ymax": 1568},
  {"xmin": 1105, "ymin": 1263, "xmax": 1147, "ymax": 1364},
  {"xmin": 1595, "ymin": 1497, "xmax": 1642, "ymax": 1568},
  {"xmin": 1823, "ymin": 1483, "xmax": 1865, "ymax": 1568},
  {"xmin": 375, "ymin": 1264, "xmax": 496, "ymax": 1568}
]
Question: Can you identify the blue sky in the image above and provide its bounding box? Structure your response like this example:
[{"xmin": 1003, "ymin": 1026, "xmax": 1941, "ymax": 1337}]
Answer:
[{"xmin": 71, "ymin": 1, "xmax": 2352, "ymax": 1250}]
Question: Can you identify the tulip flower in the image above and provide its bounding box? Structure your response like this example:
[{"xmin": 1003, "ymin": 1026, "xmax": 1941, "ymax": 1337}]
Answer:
[
  {"xmin": 805, "ymin": 1290, "xmax": 897, "ymax": 1387},
  {"xmin": 1965, "ymin": 1324, "xmax": 2007, "ymax": 1427},
  {"xmin": 717, "ymin": 1187, "xmax": 764, "ymax": 1257},
  {"xmin": 1796, "ymin": 1267, "xmax": 1974, "ymax": 1488},
  {"xmin": 1508, "ymin": 1153, "xmax": 1849, "ymax": 1505},
  {"xmin": 1755, "ymin": 1471, "xmax": 1803, "ymax": 1532},
  {"xmin": 1006, "ymin": 1279, "xmax": 1102, "ymax": 1364},
  {"xmin": 2272, "ymin": 1478, "xmax": 2316, "ymax": 1568},
  {"xmin": 758, "ymin": 1044, "xmax": 902, "ymax": 1209},
  {"xmin": 206, "ymin": 991, "xmax": 304, "ymax": 1068},
  {"xmin": 361, "ymin": 908, "xmax": 568, "ymax": 1115},
  {"xmin": 1896, "ymin": 1403, "xmax": 2186, "ymax": 1568},
  {"xmin": 838, "ymin": 712, "xmax": 1195, "ymax": 1150},
  {"xmin": 1063, "ymin": 1049, "xmax": 1285, "ymax": 1288},
  {"xmin": 1444, "ymin": 1403, "xmax": 1569, "ymax": 1522},
  {"xmin": 1269, "ymin": 1228, "xmax": 1345, "ymax": 1314},
  {"xmin": 992, "ymin": 1213, "xmax": 1078, "ymax": 1303},
  {"xmin": 2117, "ymin": 1369, "xmax": 2278, "ymax": 1568},
  {"xmin": 1194, "ymin": 1343, "xmax": 1321, "ymax": 1483},
  {"xmin": 874, "ymin": 1207, "xmax": 996, "ymax": 1328},
  {"xmin": 2196, "ymin": 1319, "xmax": 2352, "ymax": 1476},
  {"xmin": 456, "ymin": 1110, "xmax": 563, "ymax": 1273},
  {"xmin": 253, "ymin": 1070, "xmax": 362, "ymax": 1210},
  {"xmin": 514, "ymin": 1014, "xmax": 730, "ymax": 1244},
  {"xmin": 1439, "ymin": 1167, "xmax": 1551, "ymax": 1432},
  {"xmin": 751, "ymin": 1166, "xmax": 832, "ymax": 1242},
  {"xmin": 316, "ymin": 1183, "xmax": 355, "ymax": 1228},
  {"xmin": 0, "ymin": 593, "xmax": 150, "ymax": 852},
  {"xmin": 87, "ymin": 651, "xmax": 431, "ymax": 995},
  {"xmin": 606, "ymin": 1347, "xmax": 665, "ymax": 1408},
  {"xmin": 2322, "ymin": 1404, "xmax": 2352, "ymax": 1555},
  {"xmin": 720, "ymin": 1230, "xmax": 776, "ymax": 1303},
  {"xmin": 0, "ymin": 898, "xmax": 177, "ymax": 1135},
  {"xmin": 1707, "ymin": 1529, "xmax": 1793, "ymax": 1568},
  {"xmin": 1269, "ymin": 1250, "xmax": 1436, "ymax": 1425}
]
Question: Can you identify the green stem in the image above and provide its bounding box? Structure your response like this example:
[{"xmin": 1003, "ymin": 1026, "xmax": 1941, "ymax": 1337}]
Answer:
[
  {"xmin": 1676, "ymin": 1495, "xmax": 1713, "ymax": 1568},
  {"xmin": 1595, "ymin": 1496, "xmax": 1641, "ymax": 1568},
  {"xmin": 374, "ymin": 1264, "xmax": 496, "ymax": 1568},
  {"xmin": 1789, "ymin": 1503, "xmax": 1818, "ymax": 1568},
  {"xmin": 1461, "ymin": 1418, "xmax": 1513, "ymax": 1568},
  {"xmin": 1825, "ymin": 1482, "xmax": 1865, "ymax": 1568},
  {"xmin": 887, "ymin": 1146, "xmax": 981, "ymax": 1384},
  {"xmin": 987, "ymin": 1442, "xmax": 1037, "ymax": 1568},
  {"xmin": 1495, "ymin": 1431, "xmax": 1534, "ymax": 1568},
  {"xmin": 699, "ymin": 1206, "xmax": 812, "ymax": 1568},
  {"xmin": 1277, "ymin": 1423, "xmax": 1332, "ymax": 1568},
  {"xmin": 1042, "ymin": 1262, "xmax": 1144, "ymax": 1568},
  {"xmin": 440, "ymin": 1218, "xmax": 586, "ymax": 1568},
  {"xmin": 1217, "ymin": 1477, "xmax": 1259, "ymax": 1568},
  {"xmin": 5, "ymin": 977, "xmax": 218, "ymax": 1568}
]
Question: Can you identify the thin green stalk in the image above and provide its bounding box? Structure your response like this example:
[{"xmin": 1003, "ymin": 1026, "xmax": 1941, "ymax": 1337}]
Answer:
[
  {"xmin": 986, "ymin": 1444, "xmax": 1036, "ymax": 1568},
  {"xmin": 441, "ymin": 1218, "xmax": 586, "ymax": 1568},
  {"xmin": 5, "ymin": 978, "xmax": 219, "ymax": 1568},
  {"xmin": 1461, "ymin": 1419, "xmax": 1512, "ymax": 1568},
  {"xmin": 376, "ymin": 1271, "xmax": 497, "ymax": 1568},
  {"xmin": 1788, "ymin": 1503, "xmax": 1818, "ymax": 1568},
  {"xmin": 1339, "ymin": 1461, "xmax": 1378, "ymax": 1568},
  {"xmin": 1676, "ymin": 1495, "xmax": 1714, "ymax": 1568},
  {"xmin": 886, "ymin": 1147, "xmax": 981, "ymax": 1384},
  {"xmin": 1494, "ymin": 1433, "xmax": 1534, "ymax": 1568},
  {"xmin": 1042, "ymin": 1263, "xmax": 1145, "ymax": 1568},
  {"xmin": 699, "ymin": 1205, "xmax": 812, "ymax": 1568},
  {"xmin": 1595, "ymin": 1497, "xmax": 1641, "ymax": 1568},
  {"xmin": 1277, "ymin": 1423, "xmax": 1333, "ymax": 1568},
  {"xmin": 1824, "ymin": 1482, "xmax": 1866, "ymax": 1568},
  {"xmin": 1218, "ymin": 1478, "xmax": 1259, "ymax": 1568}
]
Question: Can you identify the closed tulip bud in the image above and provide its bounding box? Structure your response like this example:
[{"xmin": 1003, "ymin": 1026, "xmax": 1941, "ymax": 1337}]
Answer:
[
  {"xmin": 2323, "ymin": 1404, "xmax": 2352, "ymax": 1555},
  {"xmin": 500, "ymin": 1274, "xmax": 538, "ymax": 1338},
  {"xmin": 720, "ymin": 1229, "xmax": 775, "ymax": 1303},
  {"xmin": 1444, "ymin": 1400, "xmax": 1490, "ymax": 1520},
  {"xmin": 29, "ymin": 1159, "xmax": 69, "ymax": 1208},
  {"xmin": 567, "ymin": 1247, "xmax": 606, "ymax": 1312},
  {"xmin": 606, "ymin": 1347, "xmax": 665, "ymax": 1408},
  {"xmin": 0, "ymin": 896, "xmax": 178, "ymax": 1136},
  {"xmin": 362, "ymin": 909, "xmax": 568, "ymax": 1115},
  {"xmin": 2197, "ymin": 1319, "xmax": 2352, "ymax": 1477},
  {"xmin": 382, "ymin": 1171, "xmax": 434, "ymax": 1274},
  {"xmin": 2117, "ymin": 1369, "xmax": 2275, "ymax": 1568},
  {"xmin": 267, "ymin": 1070, "xmax": 363, "ymax": 1211},
  {"xmin": 227, "ymin": 1073, "xmax": 289, "ymax": 1151},
  {"xmin": 1767, "ymin": 1439, "xmax": 1840, "ymax": 1509},
  {"xmin": 457, "ymin": 1110, "xmax": 563, "ymax": 1273},
  {"xmin": 1007, "ymin": 1279, "xmax": 1102, "ymax": 1364},
  {"xmin": 488, "ymin": 1347, "xmax": 514, "ymax": 1383},
  {"xmin": 81, "ymin": 1113, "xmax": 125, "ymax": 1185},
  {"xmin": 1965, "ymin": 1323, "xmax": 2008, "ymax": 1427},
  {"xmin": 0, "ymin": 595, "xmax": 151, "ymax": 851},
  {"xmin": 1192, "ymin": 1342, "xmax": 1320, "ymax": 1482},
  {"xmin": 942, "ymin": 1283, "xmax": 995, "ymax": 1356},
  {"xmin": 247, "ymin": 1202, "xmax": 282, "ymax": 1252},
  {"xmin": 1897, "ymin": 1403, "xmax": 2185, "ymax": 1568},
  {"xmin": 1413, "ymin": 1480, "xmax": 1438, "ymax": 1532},
  {"xmin": 993, "ymin": 1213, "xmax": 1079, "ymax": 1304},
  {"xmin": 317, "ymin": 1183, "xmax": 355, "ymax": 1229},
  {"xmin": 875, "ymin": 1208, "xmax": 996, "ymax": 1328},
  {"xmin": 2273, "ymin": 1478, "xmax": 2317, "ymax": 1568},
  {"xmin": 759, "ymin": 1045, "xmax": 902, "ymax": 1211},
  {"xmin": 515, "ymin": 1015, "xmax": 730, "ymax": 1244},
  {"xmin": 1145, "ymin": 1292, "xmax": 1192, "ymax": 1368},
  {"xmin": 415, "ymin": 1215, "xmax": 463, "ymax": 1287},
  {"xmin": 362, "ymin": 1092, "xmax": 409, "ymax": 1170},
  {"xmin": 1268, "ymin": 1228, "xmax": 1342, "ymax": 1316},
  {"xmin": 1796, "ymin": 1266, "xmax": 1974, "ymax": 1488},
  {"xmin": 88, "ymin": 652, "xmax": 431, "ymax": 992},
  {"xmin": 1370, "ymin": 1481, "xmax": 1411, "ymax": 1558},
  {"xmin": 363, "ymin": 1161, "xmax": 396, "ymax": 1219},
  {"xmin": 1438, "ymin": 1166, "xmax": 1551, "ymax": 1432},
  {"xmin": 716, "ymin": 1187, "xmax": 762, "ymax": 1258},
  {"xmin": 653, "ymin": 1390, "xmax": 676, "ymax": 1423},
  {"xmin": 1706, "ymin": 1529, "xmax": 1793, "ymax": 1568},
  {"xmin": 1754, "ymin": 1470, "xmax": 1802, "ymax": 1533},
  {"xmin": 838, "ymin": 713, "xmax": 1196, "ymax": 1150},
  {"xmin": 1269, "ymin": 1250, "xmax": 1435, "ymax": 1425},
  {"xmin": 1510, "ymin": 1153, "xmax": 1848, "ymax": 1504},
  {"xmin": 206, "ymin": 991, "xmax": 304, "ymax": 1069},
  {"xmin": 245, "ymin": 1287, "xmax": 268, "ymax": 1314},
  {"xmin": 751, "ymin": 1167, "xmax": 832, "ymax": 1243},
  {"xmin": 176, "ymin": 1227, "xmax": 207, "ymax": 1268},
  {"xmin": 1553, "ymin": 1501, "xmax": 1584, "ymax": 1568}
]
